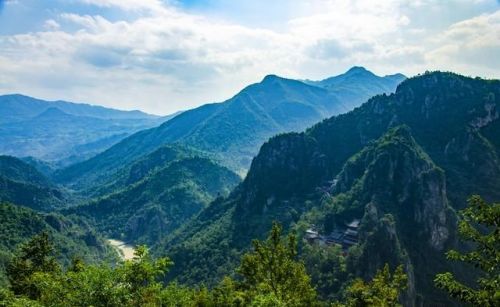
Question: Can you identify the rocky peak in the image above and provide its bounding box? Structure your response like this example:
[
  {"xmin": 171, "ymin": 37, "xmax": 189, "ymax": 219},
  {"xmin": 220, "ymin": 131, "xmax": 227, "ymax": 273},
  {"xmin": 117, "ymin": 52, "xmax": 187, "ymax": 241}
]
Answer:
[{"xmin": 332, "ymin": 126, "xmax": 450, "ymax": 250}]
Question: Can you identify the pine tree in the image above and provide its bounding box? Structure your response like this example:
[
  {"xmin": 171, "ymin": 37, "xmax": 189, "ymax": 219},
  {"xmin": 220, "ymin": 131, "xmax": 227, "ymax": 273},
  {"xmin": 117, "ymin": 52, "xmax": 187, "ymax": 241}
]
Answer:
[
  {"xmin": 434, "ymin": 195, "xmax": 499, "ymax": 306},
  {"xmin": 6, "ymin": 232, "xmax": 60, "ymax": 299}
]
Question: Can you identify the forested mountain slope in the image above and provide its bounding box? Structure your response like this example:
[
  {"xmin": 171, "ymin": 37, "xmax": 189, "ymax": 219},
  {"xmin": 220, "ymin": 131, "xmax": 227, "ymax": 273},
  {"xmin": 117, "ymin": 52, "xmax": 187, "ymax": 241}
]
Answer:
[
  {"xmin": 0, "ymin": 156, "xmax": 68, "ymax": 211},
  {"xmin": 156, "ymin": 72, "xmax": 499, "ymax": 305},
  {"xmin": 55, "ymin": 67, "xmax": 404, "ymax": 189},
  {"xmin": 0, "ymin": 202, "xmax": 116, "ymax": 286},
  {"xmin": 67, "ymin": 146, "xmax": 241, "ymax": 247}
]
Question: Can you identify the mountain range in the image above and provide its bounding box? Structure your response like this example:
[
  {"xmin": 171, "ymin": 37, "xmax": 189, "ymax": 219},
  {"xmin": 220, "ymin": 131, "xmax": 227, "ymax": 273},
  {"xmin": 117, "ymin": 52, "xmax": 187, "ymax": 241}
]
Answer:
[
  {"xmin": 1, "ymin": 67, "xmax": 497, "ymax": 305},
  {"xmin": 0, "ymin": 94, "xmax": 172, "ymax": 167},
  {"xmin": 153, "ymin": 71, "xmax": 499, "ymax": 305},
  {"xmin": 55, "ymin": 67, "xmax": 405, "ymax": 190}
]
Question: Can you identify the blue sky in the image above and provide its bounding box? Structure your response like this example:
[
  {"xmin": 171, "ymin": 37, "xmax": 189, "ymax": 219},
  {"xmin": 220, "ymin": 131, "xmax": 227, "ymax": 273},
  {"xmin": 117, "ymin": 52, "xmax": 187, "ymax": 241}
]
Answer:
[{"xmin": 0, "ymin": 0, "xmax": 499, "ymax": 114}]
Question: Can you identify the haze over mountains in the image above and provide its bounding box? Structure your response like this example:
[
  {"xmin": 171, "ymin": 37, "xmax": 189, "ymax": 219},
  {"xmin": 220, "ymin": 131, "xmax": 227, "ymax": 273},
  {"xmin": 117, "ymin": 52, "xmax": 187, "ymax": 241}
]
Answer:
[
  {"xmin": 0, "ymin": 94, "xmax": 170, "ymax": 168},
  {"xmin": 54, "ymin": 67, "xmax": 405, "ymax": 190}
]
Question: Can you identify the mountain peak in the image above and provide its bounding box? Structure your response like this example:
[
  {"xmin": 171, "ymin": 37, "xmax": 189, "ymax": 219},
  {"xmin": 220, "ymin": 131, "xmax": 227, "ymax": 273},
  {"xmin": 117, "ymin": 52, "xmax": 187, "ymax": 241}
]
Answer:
[
  {"xmin": 261, "ymin": 74, "xmax": 283, "ymax": 83},
  {"xmin": 35, "ymin": 107, "xmax": 70, "ymax": 119},
  {"xmin": 344, "ymin": 66, "xmax": 375, "ymax": 76}
]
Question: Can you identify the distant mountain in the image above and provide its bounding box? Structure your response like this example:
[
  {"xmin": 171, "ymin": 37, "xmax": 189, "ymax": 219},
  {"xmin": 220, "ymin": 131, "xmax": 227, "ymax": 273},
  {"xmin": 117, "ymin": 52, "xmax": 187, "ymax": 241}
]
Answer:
[
  {"xmin": 304, "ymin": 66, "xmax": 406, "ymax": 110},
  {"xmin": 0, "ymin": 156, "xmax": 68, "ymax": 211},
  {"xmin": 56, "ymin": 67, "xmax": 405, "ymax": 190},
  {"xmin": 0, "ymin": 94, "xmax": 156, "ymax": 123},
  {"xmin": 0, "ymin": 202, "xmax": 117, "ymax": 286},
  {"xmin": 156, "ymin": 72, "xmax": 499, "ymax": 305},
  {"xmin": 68, "ymin": 147, "xmax": 241, "ymax": 246},
  {"xmin": 0, "ymin": 94, "xmax": 174, "ymax": 166}
]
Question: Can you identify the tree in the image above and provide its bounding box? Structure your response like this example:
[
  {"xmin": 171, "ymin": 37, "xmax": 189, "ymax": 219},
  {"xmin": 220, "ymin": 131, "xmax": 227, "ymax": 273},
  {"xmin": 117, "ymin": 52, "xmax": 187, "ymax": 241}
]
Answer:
[
  {"xmin": 434, "ymin": 195, "xmax": 499, "ymax": 306},
  {"xmin": 237, "ymin": 222, "xmax": 319, "ymax": 306},
  {"xmin": 6, "ymin": 232, "xmax": 60, "ymax": 299},
  {"xmin": 119, "ymin": 245, "xmax": 173, "ymax": 305},
  {"xmin": 302, "ymin": 243, "xmax": 347, "ymax": 301},
  {"xmin": 337, "ymin": 264, "xmax": 407, "ymax": 307}
]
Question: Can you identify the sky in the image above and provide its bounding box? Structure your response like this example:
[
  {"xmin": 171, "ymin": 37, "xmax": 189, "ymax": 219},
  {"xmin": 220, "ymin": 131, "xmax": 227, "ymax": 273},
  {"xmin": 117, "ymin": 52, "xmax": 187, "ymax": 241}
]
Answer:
[{"xmin": 0, "ymin": 0, "xmax": 499, "ymax": 115}]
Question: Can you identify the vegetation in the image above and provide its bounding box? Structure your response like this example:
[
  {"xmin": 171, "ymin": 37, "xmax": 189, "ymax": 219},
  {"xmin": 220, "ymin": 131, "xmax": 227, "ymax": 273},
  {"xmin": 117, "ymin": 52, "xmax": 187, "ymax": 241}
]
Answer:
[
  {"xmin": 1, "ymin": 71, "xmax": 498, "ymax": 306},
  {"xmin": 435, "ymin": 195, "xmax": 499, "ymax": 306},
  {"xmin": 336, "ymin": 264, "xmax": 407, "ymax": 307},
  {"xmin": 70, "ymin": 155, "xmax": 240, "ymax": 246},
  {"xmin": 0, "ymin": 224, "xmax": 409, "ymax": 306},
  {"xmin": 0, "ymin": 156, "xmax": 67, "ymax": 211},
  {"xmin": 0, "ymin": 202, "xmax": 116, "ymax": 286},
  {"xmin": 55, "ymin": 67, "xmax": 403, "ymax": 185},
  {"xmin": 153, "ymin": 72, "xmax": 499, "ymax": 305}
]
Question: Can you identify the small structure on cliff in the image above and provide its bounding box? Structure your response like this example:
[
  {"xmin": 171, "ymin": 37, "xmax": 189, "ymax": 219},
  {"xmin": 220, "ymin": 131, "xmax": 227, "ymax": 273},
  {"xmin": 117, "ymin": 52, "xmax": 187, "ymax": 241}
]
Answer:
[{"xmin": 304, "ymin": 219, "xmax": 360, "ymax": 251}]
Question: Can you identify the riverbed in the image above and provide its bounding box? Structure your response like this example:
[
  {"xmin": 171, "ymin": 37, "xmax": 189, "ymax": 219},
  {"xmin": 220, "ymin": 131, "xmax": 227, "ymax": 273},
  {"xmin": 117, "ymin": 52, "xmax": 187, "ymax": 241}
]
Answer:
[{"xmin": 108, "ymin": 239, "xmax": 135, "ymax": 260}]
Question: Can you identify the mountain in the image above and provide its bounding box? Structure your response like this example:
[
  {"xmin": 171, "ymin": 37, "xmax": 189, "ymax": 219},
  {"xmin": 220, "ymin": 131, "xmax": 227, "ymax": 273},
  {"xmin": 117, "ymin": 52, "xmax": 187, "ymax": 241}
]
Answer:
[
  {"xmin": 55, "ymin": 67, "xmax": 405, "ymax": 190},
  {"xmin": 0, "ymin": 94, "xmax": 173, "ymax": 166},
  {"xmin": 0, "ymin": 94, "xmax": 157, "ymax": 123},
  {"xmin": 68, "ymin": 148, "xmax": 241, "ymax": 246},
  {"xmin": 304, "ymin": 66, "xmax": 406, "ymax": 110},
  {"xmin": 0, "ymin": 156, "xmax": 68, "ymax": 211},
  {"xmin": 155, "ymin": 72, "xmax": 499, "ymax": 305},
  {"xmin": 0, "ymin": 202, "xmax": 117, "ymax": 286}
]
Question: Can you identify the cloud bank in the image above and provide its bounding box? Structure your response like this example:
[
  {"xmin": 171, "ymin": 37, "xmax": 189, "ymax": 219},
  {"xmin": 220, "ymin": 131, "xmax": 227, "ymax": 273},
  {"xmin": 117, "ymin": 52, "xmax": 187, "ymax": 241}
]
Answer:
[{"xmin": 0, "ymin": 0, "xmax": 498, "ymax": 114}]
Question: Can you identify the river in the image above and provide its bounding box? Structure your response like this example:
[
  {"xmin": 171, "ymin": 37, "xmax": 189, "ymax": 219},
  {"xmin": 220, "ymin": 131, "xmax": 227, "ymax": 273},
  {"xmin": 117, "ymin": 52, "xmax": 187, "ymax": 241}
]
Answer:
[{"xmin": 108, "ymin": 239, "xmax": 136, "ymax": 260}]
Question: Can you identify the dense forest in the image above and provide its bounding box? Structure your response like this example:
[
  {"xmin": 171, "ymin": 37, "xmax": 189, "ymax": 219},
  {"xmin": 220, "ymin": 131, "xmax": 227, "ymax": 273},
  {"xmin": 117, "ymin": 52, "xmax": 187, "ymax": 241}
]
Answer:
[{"xmin": 0, "ymin": 196, "xmax": 497, "ymax": 306}]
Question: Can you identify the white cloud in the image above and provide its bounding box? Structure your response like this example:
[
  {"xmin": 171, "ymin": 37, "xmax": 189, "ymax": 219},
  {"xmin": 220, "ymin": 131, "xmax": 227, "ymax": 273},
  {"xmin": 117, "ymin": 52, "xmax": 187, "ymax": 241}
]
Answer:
[
  {"xmin": 80, "ymin": 0, "xmax": 165, "ymax": 12},
  {"xmin": 0, "ymin": 0, "xmax": 498, "ymax": 114},
  {"xmin": 43, "ymin": 19, "xmax": 60, "ymax": 30}
]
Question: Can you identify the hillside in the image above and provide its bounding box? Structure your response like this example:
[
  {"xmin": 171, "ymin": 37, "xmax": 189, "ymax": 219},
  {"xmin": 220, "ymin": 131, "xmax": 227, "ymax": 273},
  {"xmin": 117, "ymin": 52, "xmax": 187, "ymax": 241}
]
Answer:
[
  {"xmin": 0, "ymin": 156, "xmax": 68, "ymax": 211},
  {"xmin": 68, "ymin": 152, "xmax": 241, "ymax": 246},
  {"xmin": 56, "ymin": 67, "xmax": 405, "ymax": 189},
  {"xmin": 155, "ymin": 72, "xmax": 499, "ymax": 305},
  {"xmin": 0, "ymin": 202, "xmax": 117, "ymax": 286},
  {"xmin": 0, "ymin": 94, "xmax": 171, "ymax": 166}
]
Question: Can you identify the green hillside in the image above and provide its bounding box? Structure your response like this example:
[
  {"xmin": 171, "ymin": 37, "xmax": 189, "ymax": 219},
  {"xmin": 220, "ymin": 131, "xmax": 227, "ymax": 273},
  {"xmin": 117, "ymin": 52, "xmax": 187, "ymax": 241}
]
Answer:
[
  {"xmin": 0, "ymin": 156, "xmax": 68, "ymax": 211},
  {"xmin": 0, "ymin": 202, "xmax": 116, "ymax": 286},
  {"xmin": 55, "ymin": 67, "xmax": 404, "ymax": 190},
  {"xmin": 155, "ymin": 72, "xmax": 499, "ymax": 305},
  {"xmin": 70, "ymin": 153, "xmax": 241, "ymax": 246}
]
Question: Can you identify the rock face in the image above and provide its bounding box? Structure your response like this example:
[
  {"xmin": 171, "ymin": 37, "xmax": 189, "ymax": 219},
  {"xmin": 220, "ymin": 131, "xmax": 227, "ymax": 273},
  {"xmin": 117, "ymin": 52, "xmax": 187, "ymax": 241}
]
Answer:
[{"xmin": 331, "ymin": 126, "xmax": 451, "ymax": 251}]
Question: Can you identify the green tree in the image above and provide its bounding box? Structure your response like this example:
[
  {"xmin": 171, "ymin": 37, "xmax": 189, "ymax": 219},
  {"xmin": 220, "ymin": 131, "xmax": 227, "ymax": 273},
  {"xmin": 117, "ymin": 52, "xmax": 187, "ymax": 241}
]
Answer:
[
  {"xmin": 237, "ymin": 222, "xmax": 319, "ymax": 306},
  {"xmin": 302, "ymin": 243, "xmax": 347, "ymax": 300},
  {"xmin": 6, "ymin": 232, "xmax": 60, "ymax": 299},
  {"xmin": 434, "ymin": 195, "xmax": 499, "ymax": 306},
  {"xmin": 336, "ymin": 264, "xmax": 407, "ymax": 307}
]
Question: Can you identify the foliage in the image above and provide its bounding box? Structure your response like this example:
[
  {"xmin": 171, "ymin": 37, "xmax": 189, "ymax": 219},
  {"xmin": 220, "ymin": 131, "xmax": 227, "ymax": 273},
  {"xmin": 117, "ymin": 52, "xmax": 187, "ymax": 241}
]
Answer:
[
  {"xmin": 434, "ymin": 195, "xmax": 500, "ymax": 306},
  {"xmin": 71, "ymin": 155, "xmax": 240, "ymax": 246},
  {"xmin": 335, "ymin": 264, "xmax": 407, "ymax": 307},
  {"xmin": 0, "ymin": 225, "xmax": 414, "ymax": 306},
  {"xmin": 236, "ymin": 222, "xmax": 319, "ymax": 306},
  {"xmin": 6, "ymin": 232, "xmax": 60, "ymax": 299},
  {"xmin": 302, "ymin": 243, "xmax": 348, "ymax": 301},
  {"xmin": 0, "ymin": 156, "xmax": 67, "ymax": 211},
  {"xmin": 0, "ymin": 202, "xmax": 116, "ymax": 286}
]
